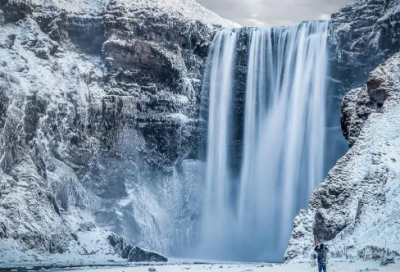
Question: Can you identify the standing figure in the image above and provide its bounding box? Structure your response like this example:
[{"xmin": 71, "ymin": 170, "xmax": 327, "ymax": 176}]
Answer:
[{"xmin": 314, "ymin": 243, "xmax": 329, "ymax": 272}]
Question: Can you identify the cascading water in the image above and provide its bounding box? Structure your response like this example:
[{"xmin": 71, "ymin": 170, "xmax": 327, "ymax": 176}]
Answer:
[
  {"xmin": 199, "ymin": 21, "xmax": 329, "ymax": 262},
  {"xmin": 200, "ymin": 29, "xmax": 238, "ymax": 253}
]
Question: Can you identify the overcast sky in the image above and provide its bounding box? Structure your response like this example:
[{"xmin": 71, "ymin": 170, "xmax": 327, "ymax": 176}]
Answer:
[{"xmin": 196, "ymin": 0, "xmax": 350, "ymax": 26}]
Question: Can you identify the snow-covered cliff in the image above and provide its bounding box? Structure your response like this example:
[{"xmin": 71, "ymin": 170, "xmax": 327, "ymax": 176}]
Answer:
[
  {"xmin": 0, "ymin": 0, "xmax": 236, "ymax": 264},
  {"xmin": 286, "ymin": 0, "xmax": 400, "ymax": 262},
  {"xmin": 286, "ymin": 51, "xmax": 400, "ymax": 263}
]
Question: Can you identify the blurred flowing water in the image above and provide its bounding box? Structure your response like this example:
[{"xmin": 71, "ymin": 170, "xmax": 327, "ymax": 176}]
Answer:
[{"xmin": 199, "ymin": 21, "xmax": 329, "ymax": 262}]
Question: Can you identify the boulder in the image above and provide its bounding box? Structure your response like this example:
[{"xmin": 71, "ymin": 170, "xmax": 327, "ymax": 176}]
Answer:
[
  {"xmin": 127, "ymin": 247, "xmax": 168, "ymax": 262},
  {"xmin": 107, "ymin": 233, "xmax": 126, "ymax": 254}
]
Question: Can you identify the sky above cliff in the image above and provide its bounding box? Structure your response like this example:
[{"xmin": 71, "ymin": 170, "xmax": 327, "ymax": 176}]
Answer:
[{"xmin": 196, "ymin": 0, "xmax": 350, "ymax": 26}]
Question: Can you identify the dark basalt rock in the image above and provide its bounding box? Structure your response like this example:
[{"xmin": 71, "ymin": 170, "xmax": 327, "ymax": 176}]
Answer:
[
  {"xmin": 1, "ymin": 0, "xmax": 32, "ymax": 23},
  {"xmin": 325, "ymin": 0, "xmax": 400, "ymax": 167},
  {"xmin": 107, "ymin": 233, "xmax": 125, "ymax": 252},
  {"xmin": 122, "ymin": 244, "xmax": 133, "ymax": 259},
  {"xmin": 127, "ymin": 246, "xmax": 168, "ymax": 262},
  {"xmin": 66, "ymin": 15, "xmax": 105, "ymax": 54}
]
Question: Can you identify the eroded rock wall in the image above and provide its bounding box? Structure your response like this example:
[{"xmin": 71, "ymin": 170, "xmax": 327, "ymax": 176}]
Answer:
[
  {"xmin": 287, "ymin": 52, "xmax": 400, "ymax": 261},
  {"xmin": 0, "ymin": 0, "xmax": 235, "ymax": 262},
  {"xmin": 330, "ymin": 0, "xmax": 400, "ymax": 93}
]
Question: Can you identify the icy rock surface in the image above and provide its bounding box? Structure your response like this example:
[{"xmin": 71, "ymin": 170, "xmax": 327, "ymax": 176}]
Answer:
[
  {"xmin": 0, "ymin": 0, "xmax": 235, "ymax": 263},
  {"xmin": 286, "ymin": 52, "xmax": 400, "ymax": 262}
]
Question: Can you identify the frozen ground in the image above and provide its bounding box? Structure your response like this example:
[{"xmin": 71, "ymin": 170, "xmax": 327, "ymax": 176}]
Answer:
[{"xmin": 69, "ymin": 260, "xmax": 400, "ymax": 272}]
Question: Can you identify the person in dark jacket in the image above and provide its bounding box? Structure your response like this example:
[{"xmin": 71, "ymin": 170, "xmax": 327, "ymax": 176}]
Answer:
[{"xmin": 314, "ymin": 243, "xmax": 329, "ymax": 272}]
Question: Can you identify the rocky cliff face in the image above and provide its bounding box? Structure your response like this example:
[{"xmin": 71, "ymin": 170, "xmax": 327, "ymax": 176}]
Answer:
[
  {"xmin": 325, "ymin": 0, "xmax": 400, "ymax": 171},
  {"xmin": 286, "ymin": 52, "xmax": 400, "ymax": 262},
  {"xmin": 0, "ymin": 0, "xmax": 235, "ymax": 263},
  {"xmin": 329, "ymin": 0, "xmax": 400, "ymax": 93},
  {"xmin": 286, "ymin": 0, "xmax": 400, "ymax": 262}
]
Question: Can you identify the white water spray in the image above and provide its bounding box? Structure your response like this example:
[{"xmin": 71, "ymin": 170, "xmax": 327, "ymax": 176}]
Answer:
[{"xmin": 200, "ymin": 21, "xmax": 329, "ymax": 261}]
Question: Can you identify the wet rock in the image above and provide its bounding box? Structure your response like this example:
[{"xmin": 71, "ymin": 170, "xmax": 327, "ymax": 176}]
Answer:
[
  {"xmin": 127, "ymin": 246, "xmax": 168, "ymax": 262},
  {"xmin": 122, "ymin": 245, "xmax": 133, "ymax": 259},
  {"xmin": 107, "ymin": 233, "xmax": 126, "ymax": 254}
]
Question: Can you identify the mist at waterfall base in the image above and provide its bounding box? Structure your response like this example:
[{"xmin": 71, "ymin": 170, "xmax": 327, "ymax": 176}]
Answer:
[{"xmin": 196, "ymin": 21, "xmax": 337, "ymax": 262}]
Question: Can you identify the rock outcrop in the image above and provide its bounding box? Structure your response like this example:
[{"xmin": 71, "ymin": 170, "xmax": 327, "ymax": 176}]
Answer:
[
  {"xmin": 286, "ymin": 52, "xmax": 400, "ymax": 262},
  {"xmin": 0, "ymin": 0, "xmax": 235, "ymax": 263},
  {"xmin": 329, "ymin": 0, "xmax": 400, "ymax": 93},
  {"xmin": 107, "ymin": 234, "xmax": 167, "ymax": 262},
  {"xmin": 127, "ymin": 246, "xmax": 168, "ymax": 262},
  {"xmin": 325, "ymin": 0, "xmax": 400, "ymax": 168}
]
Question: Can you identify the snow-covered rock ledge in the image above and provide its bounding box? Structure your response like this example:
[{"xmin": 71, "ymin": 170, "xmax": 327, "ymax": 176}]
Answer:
[
  {"xmin": 286, "ymin": 53, "xmax": 400, "ymax": 263},
  {"xmin": 0, "ymin": 226, "xmax": 167, "ymax": 266}
]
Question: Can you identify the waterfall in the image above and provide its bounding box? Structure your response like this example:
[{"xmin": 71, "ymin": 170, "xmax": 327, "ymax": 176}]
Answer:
[
  {"xmin": 200, "ymin": 29, "xmax": 238, "ymax": 253},
  {"xmin": 199, "ymin": 21, "xmax": 329, "ymax": 262}
]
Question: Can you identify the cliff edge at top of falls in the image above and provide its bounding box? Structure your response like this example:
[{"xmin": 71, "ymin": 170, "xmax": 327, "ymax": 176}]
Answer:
[
  {"xmin": 286, "ymin": 0, "xmax": 400, "ymax": 262},
  {"xmin": 0, "ymin": 0, "xmax": 236, "ymax": 264}
]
